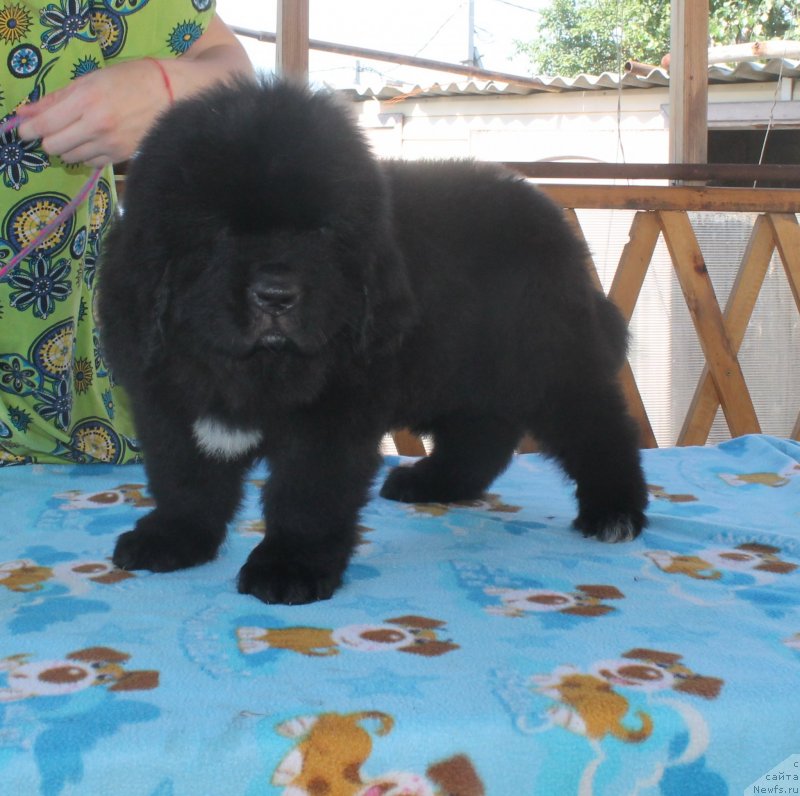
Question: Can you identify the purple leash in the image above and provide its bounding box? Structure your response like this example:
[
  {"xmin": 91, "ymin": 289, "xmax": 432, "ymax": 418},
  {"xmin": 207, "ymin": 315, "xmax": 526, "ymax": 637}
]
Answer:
[{"xmin": 0, "ymin": 115, "xmax": 103, "ymax": 279}]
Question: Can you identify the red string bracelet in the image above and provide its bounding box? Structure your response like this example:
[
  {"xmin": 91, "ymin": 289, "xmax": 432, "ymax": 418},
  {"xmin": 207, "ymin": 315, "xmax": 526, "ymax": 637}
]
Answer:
[{"xmin": 147, "ymin": 58, "xmax": 174, "ymax": 104}]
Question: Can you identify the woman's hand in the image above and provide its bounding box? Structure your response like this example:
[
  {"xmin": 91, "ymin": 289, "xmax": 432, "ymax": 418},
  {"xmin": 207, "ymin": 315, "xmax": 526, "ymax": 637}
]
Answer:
[
  {"xmin": 16, "ymin": 14, "xmax": 253, "ymax": 167},
  {"xmin": 16, "ymin": 58, "xmax": 173, "ymax": 167}
]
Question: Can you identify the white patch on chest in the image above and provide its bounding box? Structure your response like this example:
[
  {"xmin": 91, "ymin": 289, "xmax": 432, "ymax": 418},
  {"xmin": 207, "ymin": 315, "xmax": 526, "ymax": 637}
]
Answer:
[{"xmin": 192, "ymin": 417, "xmax": 263, "ymax": 461}]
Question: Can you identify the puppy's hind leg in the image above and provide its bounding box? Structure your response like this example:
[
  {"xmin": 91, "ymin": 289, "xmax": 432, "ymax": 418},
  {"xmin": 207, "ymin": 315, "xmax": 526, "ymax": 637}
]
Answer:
[
  {"xmin": 380, "ymin": 415, "xmax": 521, "ymax": 504},
  {"xmin": 526, "ymin": 380, "xmax": 648, "ymax": 542}
]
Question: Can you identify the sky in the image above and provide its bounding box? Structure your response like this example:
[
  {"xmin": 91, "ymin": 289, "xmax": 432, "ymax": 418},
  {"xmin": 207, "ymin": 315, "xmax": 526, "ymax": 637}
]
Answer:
[{"xmin": 215, "ymin": 0, "xmax": 547, "ymax": 89}]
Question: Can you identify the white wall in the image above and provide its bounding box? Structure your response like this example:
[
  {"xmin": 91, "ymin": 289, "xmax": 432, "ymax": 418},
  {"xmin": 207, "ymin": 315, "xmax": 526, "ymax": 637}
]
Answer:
[
  {"xmin": 354, "ymin": 87, "xmax": 669, "ymax": 164},
  {"xmin": 352, "ymin": 81, "xmax": 791, "ymax": 165}
]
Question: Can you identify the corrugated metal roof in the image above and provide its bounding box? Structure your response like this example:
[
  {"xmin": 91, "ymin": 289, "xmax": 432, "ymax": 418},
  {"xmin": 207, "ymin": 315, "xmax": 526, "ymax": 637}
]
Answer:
[{"xmin": 340, "ymin": 58, "xmax": 800, "ymax": 101}]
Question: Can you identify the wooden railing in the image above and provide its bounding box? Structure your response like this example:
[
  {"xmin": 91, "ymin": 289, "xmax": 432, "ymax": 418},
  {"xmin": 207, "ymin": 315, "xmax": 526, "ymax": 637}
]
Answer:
[{"xmin": 391, "ymin": 183, "xmax": 800, "ymax": 454}]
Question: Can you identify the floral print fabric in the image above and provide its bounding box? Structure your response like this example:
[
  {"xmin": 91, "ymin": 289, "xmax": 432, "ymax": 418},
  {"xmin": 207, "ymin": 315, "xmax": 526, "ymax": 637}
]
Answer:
[{"xmin": 0, "ymin": 1, "xmax": 214, "ymax": 465}]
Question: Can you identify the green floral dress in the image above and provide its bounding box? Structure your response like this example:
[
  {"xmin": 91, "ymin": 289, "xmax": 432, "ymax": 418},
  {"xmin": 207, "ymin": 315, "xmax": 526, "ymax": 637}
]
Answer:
[{"xmin": 0, "ymin": 0, "xmax": 214, "ymax": 465}]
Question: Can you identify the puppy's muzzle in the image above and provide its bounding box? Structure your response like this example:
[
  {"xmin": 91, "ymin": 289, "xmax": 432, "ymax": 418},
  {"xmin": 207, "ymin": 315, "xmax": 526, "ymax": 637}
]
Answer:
[{"xmin": 246, "ymin": 276, "xmax": 302, "ymax": 352}]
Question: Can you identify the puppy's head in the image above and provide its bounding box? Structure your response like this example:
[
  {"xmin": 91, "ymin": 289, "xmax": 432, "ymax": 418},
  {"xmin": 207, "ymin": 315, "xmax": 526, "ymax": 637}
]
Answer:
[
  {"xmin": 172, "ymin": 224, "xmax": 362, "ymax": 360},
  {"xmin": 112, "ymin": 78, "xmax": 414, "ymax": 372}
]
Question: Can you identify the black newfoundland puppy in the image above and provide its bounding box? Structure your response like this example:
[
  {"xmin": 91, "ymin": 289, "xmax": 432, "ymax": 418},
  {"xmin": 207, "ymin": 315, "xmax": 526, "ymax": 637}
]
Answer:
[{"xmin": 99, "ymin": 78, "xmax": 647, "ymax": 605}]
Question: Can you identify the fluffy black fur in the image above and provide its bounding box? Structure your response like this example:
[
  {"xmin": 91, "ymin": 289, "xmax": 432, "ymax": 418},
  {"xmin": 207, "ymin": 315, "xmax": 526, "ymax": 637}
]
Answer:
[{"xmin": 98, "ymin": 78, "xmax": 648, "ymax": 605}]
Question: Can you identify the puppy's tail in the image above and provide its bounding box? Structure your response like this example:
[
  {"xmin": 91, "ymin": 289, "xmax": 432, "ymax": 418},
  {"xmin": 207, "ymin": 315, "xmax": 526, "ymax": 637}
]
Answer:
[
  {"xmin": 612, "ymin": 710, "xmax": 653, "ymax": 743},
  {"xmin": 353, "ymin": 711, "xmax": 395, "ymax": 737},
  {"xmin": 594, "ymin": 292, "xmax": 631, "ymax": 372}
]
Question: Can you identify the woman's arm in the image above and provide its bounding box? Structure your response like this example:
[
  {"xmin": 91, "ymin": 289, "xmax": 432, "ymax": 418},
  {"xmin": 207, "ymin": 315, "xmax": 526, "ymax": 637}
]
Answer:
[{"xmin": 16, "ymin": 14, "xmax": 254, "ymax": 168}]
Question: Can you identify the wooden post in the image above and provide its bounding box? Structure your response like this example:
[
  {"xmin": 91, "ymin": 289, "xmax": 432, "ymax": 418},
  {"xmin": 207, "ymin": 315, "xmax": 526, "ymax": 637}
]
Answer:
[
  {"xmin": 276, "ymin": 0, "xmax": 309, "ymax": 83},
  {"xmin": 668, "ymin": 0, "xmax": 708, "ymax": 165}
]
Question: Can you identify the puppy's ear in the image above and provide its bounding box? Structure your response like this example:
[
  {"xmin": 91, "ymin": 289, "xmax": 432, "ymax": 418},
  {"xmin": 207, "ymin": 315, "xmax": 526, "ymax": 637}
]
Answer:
[
  {"xmin": 98, "ymin": 219, "xmax": 170, "ymax": 378},
  {"xmin": 141, "ymin": 262, "xmax": 172, "ymax": 369},
  {"xmin": 358, "ymin": 235, "xmax": 416, "ymax": 354},
  {"xmin": 674, "ymin": 675, "xmax": 724, "ymax": 700}
]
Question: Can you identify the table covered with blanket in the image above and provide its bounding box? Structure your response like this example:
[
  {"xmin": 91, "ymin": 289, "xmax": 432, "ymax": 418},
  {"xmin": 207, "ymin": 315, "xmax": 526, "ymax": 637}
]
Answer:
[{"xmin": 2, "ymin": 434, "xmax": 799, "ymax": 795}]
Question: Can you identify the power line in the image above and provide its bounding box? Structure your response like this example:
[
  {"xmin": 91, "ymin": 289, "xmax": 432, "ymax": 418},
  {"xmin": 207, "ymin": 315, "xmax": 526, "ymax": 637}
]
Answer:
[
  {"xmin": 412, "ymin": 1, "xmax": 467, "ymax": 58},
  {"xmin": 491, "ymin": 0, "xmax": 540, "ymax": 12}
]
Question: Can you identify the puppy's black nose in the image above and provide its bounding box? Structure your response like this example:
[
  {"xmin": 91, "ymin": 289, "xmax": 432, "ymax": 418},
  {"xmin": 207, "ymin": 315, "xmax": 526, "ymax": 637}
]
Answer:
[{"xmin": 247, "ymin": 283, "xmax": 299, "ymax": 316}]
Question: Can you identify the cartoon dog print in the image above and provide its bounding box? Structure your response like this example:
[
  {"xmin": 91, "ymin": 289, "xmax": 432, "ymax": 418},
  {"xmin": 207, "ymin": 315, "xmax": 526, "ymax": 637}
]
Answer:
[
  {"xmin": 272, "ymin": 711, "xmax": 485, "ymax": 796},
  {"xmin": 0, "ymin": 647, "xmax": 158, "ymax": 702},
  {"xmin": 590, "ymin": 648, "xmax": 723, "ymax": 699},
  {"xmin": 0, "ymin": 560, "xmax": 53, "ymax": 593},
  {"xmin": 485, "ymin": 584, "xmax": 624, "ymax": 618},
  {"xmin": 237, "ymin": 615, "xmax": 459, "ymax": 658},
  {"xmin": 236, "ymin": 518, "xmax": 268, "ymax": 538},
  {"xmin": 532, "ymin": 667, "xmax": 653, "ymax": 743},
  {"xmin": 647, "ymin": 484, "xmax": 697, "ymax": 503},
  {"xmin": 532, "ymin": 648, "xmax": 723, "ymax": 744},
  {"xmin": 272, "ymin": 711, "xmax": 395, "ymax": 795},
  {"xmin": 410, "ymin": 493, "xmax": 521, "ymax": 518},
  {"xmin": 55, "ymin": 484, "xmax": 154, "ymax": 510},
  {"xmin": 644, "ymin": 551, "xmax": 721, "ymax": 580},
  {"xmin": 718, "ymin": 462, "xmax": 800, "ymax": 488},
  {"xmin": 0, "ymin": 558, "xmax": 133, "ymax": 593},
  {"xmin": 360, "ymin": 755, "xmax": 486, "ymax": 796},
  {"xmin": 236, "ymin": 518, "xmax": 374, "ymax": 550},
  {"xmin": 645, "ymin": 542, "xmax": 797, "ymax": 581},
  {"xmin": 52, "ymin": 560, "xmax": 135, "ymax": 590},
  {"xmin": 424, "ymin": 755, "xmax": 485, "ymax": 796}
]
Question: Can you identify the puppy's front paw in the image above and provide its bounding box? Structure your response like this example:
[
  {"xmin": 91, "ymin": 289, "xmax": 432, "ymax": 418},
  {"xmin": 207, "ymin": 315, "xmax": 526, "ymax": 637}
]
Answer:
[
  {"xmin": 237, "ymin": 553, "xmax": 343, "ymax": 605},
  {"xmin": 112, "ymin": 513, "xmax": 223, "ymax": 572}
]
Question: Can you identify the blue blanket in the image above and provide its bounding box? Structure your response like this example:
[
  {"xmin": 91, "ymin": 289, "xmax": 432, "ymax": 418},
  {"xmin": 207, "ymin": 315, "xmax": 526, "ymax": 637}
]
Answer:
[{"xmin": 2, "ymin": 434, "xmax": 799, "ymax": 795}]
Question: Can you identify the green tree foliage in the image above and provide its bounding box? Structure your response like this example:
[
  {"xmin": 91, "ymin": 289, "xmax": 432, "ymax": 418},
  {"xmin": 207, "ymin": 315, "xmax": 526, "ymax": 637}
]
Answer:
[{"xmin": 516, "ymin": 0, "xmax": 799, "ymax": 76}]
